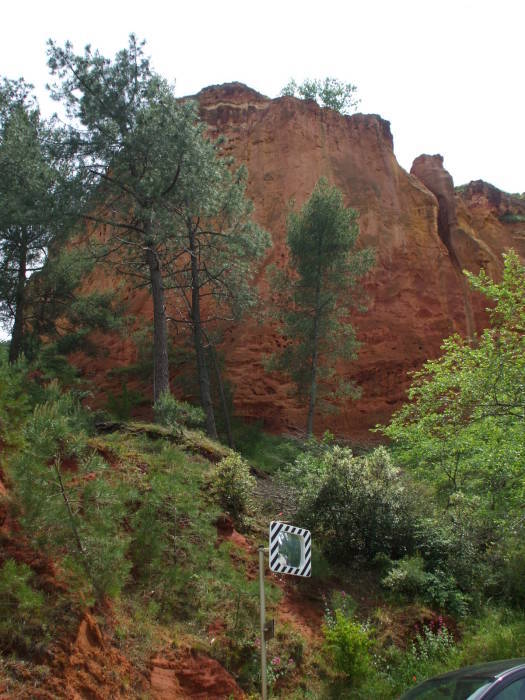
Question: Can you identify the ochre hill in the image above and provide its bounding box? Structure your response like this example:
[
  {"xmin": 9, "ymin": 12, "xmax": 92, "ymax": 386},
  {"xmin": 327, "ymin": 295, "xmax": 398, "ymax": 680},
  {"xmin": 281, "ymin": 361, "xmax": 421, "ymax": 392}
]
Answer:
[{"xmin": 72, "ymin": 83, "xmax": 525, "ymax": 438}]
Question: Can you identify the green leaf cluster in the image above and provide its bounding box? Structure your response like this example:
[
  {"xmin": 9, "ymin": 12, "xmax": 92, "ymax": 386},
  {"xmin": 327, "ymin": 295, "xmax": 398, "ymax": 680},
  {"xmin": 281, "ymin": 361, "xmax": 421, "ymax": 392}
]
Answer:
[
  {"xmin": 280, "ymin": 77, "xmax": 360, "ymax": 114},
  {"xmin": 382, "ymin": 250, "xmax": 525, "ymax": 521}
]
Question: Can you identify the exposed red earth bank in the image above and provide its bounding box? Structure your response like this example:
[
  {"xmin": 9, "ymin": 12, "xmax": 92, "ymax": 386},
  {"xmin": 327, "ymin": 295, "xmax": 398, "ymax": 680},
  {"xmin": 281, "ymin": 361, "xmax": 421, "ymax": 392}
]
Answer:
[{"xmin": 70, "ymin": 83, "xmax": 525, "ymax": 439}]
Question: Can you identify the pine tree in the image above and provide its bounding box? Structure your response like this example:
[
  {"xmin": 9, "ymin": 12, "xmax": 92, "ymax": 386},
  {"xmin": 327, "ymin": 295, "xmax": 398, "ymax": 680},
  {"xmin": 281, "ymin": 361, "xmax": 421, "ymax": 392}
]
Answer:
[
  {"xmin": 273, "ymin": 178, "xmax": 374, "ymax": 436},
  {"xmin": 168, "ymin": 163, "xmax": 270, "ymax": 438},
  {"xmin": 47, "ymin": 36, "xmax": 200, "ymax": 401},
  {"xmin": 47, "ymin": 36, "xmax": 269, "ymax": 436},
  {"xmin": 0, "ymin": 79, "xmax": 65, "ymax": 362}
]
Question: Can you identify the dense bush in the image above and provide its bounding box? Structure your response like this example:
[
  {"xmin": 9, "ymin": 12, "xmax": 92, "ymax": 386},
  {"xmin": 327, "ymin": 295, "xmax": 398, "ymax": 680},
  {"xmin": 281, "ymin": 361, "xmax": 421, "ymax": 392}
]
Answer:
[
  {"xmin": 382, "ymin": 555, "xmax": 469, "ymax": 616},
  {"xmin": 0, "ymin": 358, "xmax": 30, "ymax": 453},
  {"xmin": 154, "ymin": 391, "xmax": 205, "ymax": 430},
  {"xmin": 212, "ymin": 453, "xmax": 256, "ymax": 523},
  {"xmin": 285, "ymin": 445, "xmax": 417, "ymax": 562},
  {"xmin": 385, "ymin": 622, "xmax": 457, "ymax": 693},
  {"xmin": 106, "ymin": 382, "xmax": 144, "ymax": 420},
  {"xmin": 0, "ymin": 560, "xmax": 47, "ymax": 655},
  {"xmin": 129, "ymin": 470, "xmax": 178, "ymax": 587},
  {"xmin": 10, "ymin": 392, "xmax": 131, "ymax": 599}
]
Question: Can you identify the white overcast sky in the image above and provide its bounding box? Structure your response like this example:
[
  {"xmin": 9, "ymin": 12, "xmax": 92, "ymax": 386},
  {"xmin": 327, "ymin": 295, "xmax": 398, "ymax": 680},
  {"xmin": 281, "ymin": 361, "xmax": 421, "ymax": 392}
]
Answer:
[{"xmin": 2, "ymin": 0, "xmax": 524, "ymax": 193}]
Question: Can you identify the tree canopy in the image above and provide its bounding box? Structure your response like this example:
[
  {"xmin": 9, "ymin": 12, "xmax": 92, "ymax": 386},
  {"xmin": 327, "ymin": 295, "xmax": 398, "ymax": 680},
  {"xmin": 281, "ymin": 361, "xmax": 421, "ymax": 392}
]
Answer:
[
  {"xmin": 47, "ymin": 36, "xmax": 201, "ymax": 401},
  {"xmin": 272, "ymin": 178, "xmax": 374, "ymax": 436},
  {"xmin": 46, "ymin": 35, "xmax": 269, "ymax": 433},
  {"xmin": 382, "ymin": 250, "xmax": 525, "ymax": 520},
  {"xmin": 0, "ymin": 79, "xmax": 67, "ymax": 362},
  {"xmin": 280, "ymin": 77, "xmax": 360, "ymax": 114}
]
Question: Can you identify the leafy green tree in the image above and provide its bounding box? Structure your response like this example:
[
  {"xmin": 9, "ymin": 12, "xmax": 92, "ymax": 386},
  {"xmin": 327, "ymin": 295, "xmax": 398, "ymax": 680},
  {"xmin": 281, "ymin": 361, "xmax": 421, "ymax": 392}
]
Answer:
[
  {"xmin": 280, "ymin": 77, "xmax": 360, "ymax": 114},
  {"xmin": 272, "ymin": 178, "xmax": 374, "ymax": 436},
  {"xmin": 0, "ymin": 79, "xmax": 66, "ymax": 362},
  {"xmin": 382, "ymin": 250, "xmax": 525, "ymax": 518}
]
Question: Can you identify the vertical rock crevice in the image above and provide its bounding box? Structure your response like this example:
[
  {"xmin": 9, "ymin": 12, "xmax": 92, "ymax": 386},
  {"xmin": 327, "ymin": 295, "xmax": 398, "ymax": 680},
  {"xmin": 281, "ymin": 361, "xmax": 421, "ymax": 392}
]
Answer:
[{"xmin": 411, "ymin": 154, "xmax": 475, "ymax": 337}]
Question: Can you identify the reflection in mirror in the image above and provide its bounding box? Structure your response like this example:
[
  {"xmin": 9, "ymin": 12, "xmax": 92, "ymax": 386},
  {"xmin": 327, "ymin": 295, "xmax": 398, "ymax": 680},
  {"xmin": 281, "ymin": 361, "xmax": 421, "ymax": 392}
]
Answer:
[{"xmin": 277, "ymin": 532, "xmax": 302, "ymax": 568}]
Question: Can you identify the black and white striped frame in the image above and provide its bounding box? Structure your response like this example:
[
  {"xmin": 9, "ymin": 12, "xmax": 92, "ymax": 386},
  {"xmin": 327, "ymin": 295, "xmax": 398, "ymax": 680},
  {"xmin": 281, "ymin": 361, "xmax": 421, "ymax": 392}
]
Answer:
[{"xmin": 269, "ymin": 521, "xmax": 311, "ymax": 577}]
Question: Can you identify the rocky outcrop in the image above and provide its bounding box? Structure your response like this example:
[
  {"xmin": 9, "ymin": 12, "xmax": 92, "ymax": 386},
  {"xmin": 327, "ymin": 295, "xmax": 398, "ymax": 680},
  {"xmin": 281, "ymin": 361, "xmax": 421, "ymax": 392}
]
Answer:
[
  {"xmin": 456, "ymin": 180, "xmax": 525, "ymax": 276},
  {"xmin": 72, "ymin": 83, "xmax": 524, "ymax": 438},
  {"xmin": 410, "ymin": 154, "xmax": 459, "ymax": 257}
]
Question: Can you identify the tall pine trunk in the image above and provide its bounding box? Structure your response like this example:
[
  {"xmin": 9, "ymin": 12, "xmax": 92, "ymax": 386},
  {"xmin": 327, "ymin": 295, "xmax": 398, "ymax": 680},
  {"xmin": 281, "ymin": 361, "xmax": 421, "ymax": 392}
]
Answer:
[
  {"xmin": 306, "ymin": 244, "xmax": 323, "ymax": 437},
  {"xmin": 145, "ymin": 241, "xmax": 170, "ymax": 402},
  {"xmin": 209, "ymin": 344, "xmax": 234, "ymax": 448},
  {"xmin": 306, "ymin": 309, "xmax": 320, "ymax": 437},
  {"xmin": 188, "ymin": 225, "xmax": 218, "ymax": 439},
  {"xmin": 9, "ymin": 234, "xmax": 27, "ymax": 364}
]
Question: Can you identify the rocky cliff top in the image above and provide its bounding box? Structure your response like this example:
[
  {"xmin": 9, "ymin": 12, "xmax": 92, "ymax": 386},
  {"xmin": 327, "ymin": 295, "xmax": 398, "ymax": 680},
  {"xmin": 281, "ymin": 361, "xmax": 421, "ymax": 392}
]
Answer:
[{"xmin": 72, "ymin": 83, "xmax": 524, "ymax": 438}]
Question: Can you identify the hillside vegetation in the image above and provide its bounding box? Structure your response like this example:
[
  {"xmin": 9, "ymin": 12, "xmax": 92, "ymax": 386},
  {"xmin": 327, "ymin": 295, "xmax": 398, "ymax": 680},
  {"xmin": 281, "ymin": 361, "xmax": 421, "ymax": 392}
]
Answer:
[
  {"xmin": 0, "ymin": 249, "xmax": 524, "ymax": 698},
  {"xmin": 1, "ymin": 33, "xmax": 525, "ymax": 700}
]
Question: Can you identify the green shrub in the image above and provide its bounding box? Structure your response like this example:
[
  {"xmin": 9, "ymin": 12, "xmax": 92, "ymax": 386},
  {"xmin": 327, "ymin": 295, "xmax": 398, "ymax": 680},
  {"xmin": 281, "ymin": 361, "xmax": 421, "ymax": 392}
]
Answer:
[
  {"xmin": 499, "ymin": 213, "xmax": 525, "ymax": 224},
  {"xmin": 382, "ymin": 554, "xmax": 427, "ymax": 597},
  {"xmin": 154, "ymin": 391, "xmax": 205, "ymax": 430},
  {"xmin": 388, "ymin": 622, "xmax": 457, "ymax": 692},
  {"xmin": 0, "ymin": 359, "xmax": 30, "ymax": 453},
  {"xmin": 498, "ymin": 540, "xmax": 525, "ymax": 608},
  {"xmin": 129, "ymin": 471, "xmax": 178, "ymax": 588},
  {"xmin": 106, "ymin": 382, "xmax": 147, "ymax": 420},
  {"xmin": 232, "ymin": 419, "xmax": 303, "ymax": 475},
  {"xmin": 0, "ymin": 560, "xmax": 47, "ymax": 655},
  {"xmin": 410, "ymin": 622, "xmax": 456, "ymax": 664},
  {"xmin": 286, "ymin": 446, "xmax": 417, "ymax": 562},
  {"xmin": 323, "ymin": 610, "xmax": 371, "ymax": 682},
  {"xmin": 10, "ymin": 393, "xmax": 132, "ymax": 599},
  {"xmin": 212, "ymin": 453, "xmax": 256, "ymax": 523},
  {"xmin": 459, "ymin": 609, "xmax": 525, "ymax": 663},
  {"xmin": 382, "ymin": 555, "xmax": 469, "ymax": 616}
]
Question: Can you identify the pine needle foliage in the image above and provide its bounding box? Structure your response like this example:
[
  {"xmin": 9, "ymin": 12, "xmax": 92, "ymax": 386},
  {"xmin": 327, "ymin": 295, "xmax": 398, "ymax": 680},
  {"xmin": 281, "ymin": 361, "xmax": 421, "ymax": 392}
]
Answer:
[
  {"xmin": 272, "ymin": 178, "xmax": 374, "ymax": 435},
  {"xmin": 0, "ymin": 560, "xmax": 47, "ymax": 655},
  {"xmin": 10, "ymin": 390, "xmax": 132, "ymax": 599}
]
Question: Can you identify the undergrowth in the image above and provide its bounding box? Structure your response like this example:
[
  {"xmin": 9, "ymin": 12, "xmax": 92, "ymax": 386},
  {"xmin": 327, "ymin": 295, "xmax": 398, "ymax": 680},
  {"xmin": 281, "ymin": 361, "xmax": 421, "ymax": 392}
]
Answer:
[{"xmin": 3, "ymin": 368, "xmax": 525, "ymax": 698}]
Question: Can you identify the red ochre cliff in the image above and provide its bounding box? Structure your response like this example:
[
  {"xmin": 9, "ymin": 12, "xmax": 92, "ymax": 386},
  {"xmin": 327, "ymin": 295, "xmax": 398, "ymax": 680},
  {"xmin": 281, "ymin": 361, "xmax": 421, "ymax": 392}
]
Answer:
[{"xmin": 71, "ymin": 83, "xmax": 525, "ymax": 438}]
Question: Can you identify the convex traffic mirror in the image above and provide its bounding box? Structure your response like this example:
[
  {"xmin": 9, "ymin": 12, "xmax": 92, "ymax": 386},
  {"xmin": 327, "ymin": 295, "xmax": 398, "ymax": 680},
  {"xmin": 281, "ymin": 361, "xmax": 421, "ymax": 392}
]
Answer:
[{"xmin": 269, "ymin": 521, "xmax": 311, "ymax": 577}]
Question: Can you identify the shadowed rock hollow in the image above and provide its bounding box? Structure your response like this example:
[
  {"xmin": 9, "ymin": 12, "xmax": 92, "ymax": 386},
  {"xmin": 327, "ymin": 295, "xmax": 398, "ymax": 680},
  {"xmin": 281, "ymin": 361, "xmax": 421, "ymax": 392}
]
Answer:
[{"xmin": 72, "ymin": 83, "xmax": 525, "ymax": 439}]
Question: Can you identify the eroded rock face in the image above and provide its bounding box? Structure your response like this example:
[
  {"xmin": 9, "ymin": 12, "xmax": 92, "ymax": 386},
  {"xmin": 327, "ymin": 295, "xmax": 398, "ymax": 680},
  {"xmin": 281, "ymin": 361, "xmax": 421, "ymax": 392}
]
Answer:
[
  {"xmin": 411, "ymin": 154, "xmax": 459, "ymax": 255},
  {"xmin": 72, "ymin": 83, "xmax": 524, "ymax": 438},
  {"xmin": 456, "ymin": 180, "xmax": 525, "ymax": 277}
]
